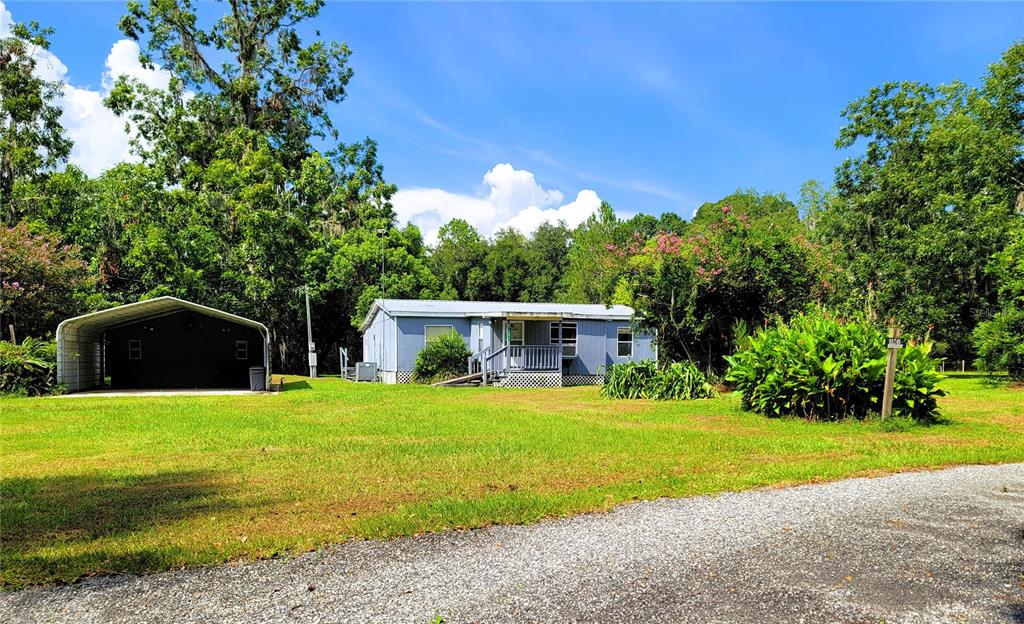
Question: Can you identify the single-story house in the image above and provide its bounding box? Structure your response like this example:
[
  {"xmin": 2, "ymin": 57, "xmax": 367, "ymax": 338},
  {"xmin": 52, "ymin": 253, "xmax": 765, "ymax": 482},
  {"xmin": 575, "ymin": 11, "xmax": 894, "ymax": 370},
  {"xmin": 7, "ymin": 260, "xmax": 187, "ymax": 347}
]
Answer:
[
  {"xmin": 56, "ymin": 296, "xmax": 270, "ymax": 392},
  {"xmin": 359, "ymin": 299, "xmax": 656, "ymax": 386}
]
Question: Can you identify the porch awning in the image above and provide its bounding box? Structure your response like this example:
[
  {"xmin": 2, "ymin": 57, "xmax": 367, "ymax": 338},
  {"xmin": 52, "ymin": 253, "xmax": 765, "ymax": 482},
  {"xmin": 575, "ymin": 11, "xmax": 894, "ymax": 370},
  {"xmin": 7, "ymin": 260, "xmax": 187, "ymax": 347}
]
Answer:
[{"xmin": 502, "ymin": 313, "xmax": 563, "ymax": 321}]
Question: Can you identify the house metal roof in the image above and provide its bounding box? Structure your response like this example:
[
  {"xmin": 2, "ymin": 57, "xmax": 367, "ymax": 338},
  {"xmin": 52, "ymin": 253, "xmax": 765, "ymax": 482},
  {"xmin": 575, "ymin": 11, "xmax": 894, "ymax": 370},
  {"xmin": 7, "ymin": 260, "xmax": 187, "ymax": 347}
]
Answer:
[{"xmin": 359, "ymin": 299, "xmax": 634, "ymax": 331}]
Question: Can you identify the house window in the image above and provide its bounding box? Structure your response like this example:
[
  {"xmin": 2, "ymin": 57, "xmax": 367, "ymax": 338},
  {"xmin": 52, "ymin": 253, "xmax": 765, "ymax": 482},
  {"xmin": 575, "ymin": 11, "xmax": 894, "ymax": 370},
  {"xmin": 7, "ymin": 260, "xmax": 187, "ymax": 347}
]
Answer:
[
  {"xmin": 424, "ymin": 325, "xmax": 455, "ymax": 345},
  {"xmin": 617, "ymin": 327, "xmax": 633, "ymax": 358},
  {"xmin": 235, "ymin": 340, "xmax": 248, "ymax": 360},
  {"xmin": 549, "ymin": 322, "xmax": 577, "ymax": 357},
  {"xmin": 128, "ymin": 339, "xmax": 142, "ymax": 360}
]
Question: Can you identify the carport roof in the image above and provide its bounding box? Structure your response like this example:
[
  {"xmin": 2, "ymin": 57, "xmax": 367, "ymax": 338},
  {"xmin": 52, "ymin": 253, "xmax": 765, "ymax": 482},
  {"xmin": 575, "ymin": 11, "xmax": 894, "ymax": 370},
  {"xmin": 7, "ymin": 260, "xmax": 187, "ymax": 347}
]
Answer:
[{"xmin": 57, "ymin": 296, "xmax": 269, "ymax": 338}]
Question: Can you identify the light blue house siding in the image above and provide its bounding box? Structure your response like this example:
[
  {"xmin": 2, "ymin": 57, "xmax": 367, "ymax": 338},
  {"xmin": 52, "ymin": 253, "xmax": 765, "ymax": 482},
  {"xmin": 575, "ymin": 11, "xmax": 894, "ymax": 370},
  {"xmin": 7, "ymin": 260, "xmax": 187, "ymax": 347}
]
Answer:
[
  {"xmin": 361, "ymin": 308, "xmax": 397, "ymax": 380},
  {"xmin": 549, "ymin": 319, "xmax": 656, "ymax": 375},
  {"xmin": 396, "ymin": 316, "xmax": 473, "ymax": 372}
]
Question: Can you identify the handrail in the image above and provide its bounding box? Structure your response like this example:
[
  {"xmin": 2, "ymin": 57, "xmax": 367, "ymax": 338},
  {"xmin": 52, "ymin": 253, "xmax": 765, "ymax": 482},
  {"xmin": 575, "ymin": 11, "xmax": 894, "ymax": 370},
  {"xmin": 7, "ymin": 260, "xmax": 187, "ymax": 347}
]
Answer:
[
  {"xmin": 468, "ymin": 347, "xmax": 490, "ymax": 374},
  {"xmin": 485, "ymin": 345, "xmax": 509, "ymax": 378},
  {"xmin": 469, "ymin": 346, "xmax": 505, "ymax": 386}
]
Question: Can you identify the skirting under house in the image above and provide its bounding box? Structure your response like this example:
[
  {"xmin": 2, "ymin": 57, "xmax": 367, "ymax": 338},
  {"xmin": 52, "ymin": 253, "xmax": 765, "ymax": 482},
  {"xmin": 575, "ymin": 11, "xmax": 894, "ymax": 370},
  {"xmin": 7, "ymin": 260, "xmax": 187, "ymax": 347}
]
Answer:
[
  {"xmin": 395, "ymin": 371, "xmax": 414, "ymax": 384},
  {"xmin": 562, "ymin": 374, "xmax": 605, "ymax": 386},
  {"xmin": 494, "ymin": 371, "xmax": 564, "ymax": 388},
  {"xmin": 377, "ymin": 370, "xmax": 604, "ymax": 388}
]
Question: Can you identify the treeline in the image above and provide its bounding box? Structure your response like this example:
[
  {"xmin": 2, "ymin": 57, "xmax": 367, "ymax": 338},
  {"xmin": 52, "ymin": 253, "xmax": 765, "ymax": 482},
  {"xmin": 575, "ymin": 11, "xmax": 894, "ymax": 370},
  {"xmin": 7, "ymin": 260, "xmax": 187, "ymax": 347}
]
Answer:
[{"xmin": 1, "ymin": 2, "xmax": 1021, "ymax": 377}]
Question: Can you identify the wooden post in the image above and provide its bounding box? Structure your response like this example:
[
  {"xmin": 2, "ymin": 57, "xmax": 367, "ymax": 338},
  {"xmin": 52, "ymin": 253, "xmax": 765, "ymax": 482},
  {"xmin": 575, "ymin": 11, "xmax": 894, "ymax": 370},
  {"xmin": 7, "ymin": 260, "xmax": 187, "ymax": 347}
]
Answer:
[
  {"xmin": 557, "ymin": 319, "xmax": 563, "ymax": 367},
  {"xmin": 881, "ymin": 320, "xmax": 902, "ymax": 419}
]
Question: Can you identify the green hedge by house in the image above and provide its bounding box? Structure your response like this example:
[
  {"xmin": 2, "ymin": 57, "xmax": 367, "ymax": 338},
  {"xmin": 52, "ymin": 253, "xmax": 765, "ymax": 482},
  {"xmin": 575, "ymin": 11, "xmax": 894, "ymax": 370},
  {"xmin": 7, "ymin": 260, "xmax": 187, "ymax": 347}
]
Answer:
[
  {"xmin": 602, "ymin": 360, "xmax": 716, "ymax": 400},
  {"xmin": 413, "ymin": 331, "xmax": 473, "ymax": 383},
  {"xmin": 725, "ymin": 311, "xmax": 944, "ymax": 422},
  {"xmin": 0, "ymin": 338, "xmax": 62, "ymax": 396}
]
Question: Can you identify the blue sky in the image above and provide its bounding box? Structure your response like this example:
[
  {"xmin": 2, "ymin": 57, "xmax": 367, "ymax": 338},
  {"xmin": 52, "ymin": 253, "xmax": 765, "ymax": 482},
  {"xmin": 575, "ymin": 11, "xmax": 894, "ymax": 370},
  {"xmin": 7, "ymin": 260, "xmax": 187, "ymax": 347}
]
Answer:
[{"xmin": 5, "ymin": 1, "xmax": 1022, "ymax": 241}]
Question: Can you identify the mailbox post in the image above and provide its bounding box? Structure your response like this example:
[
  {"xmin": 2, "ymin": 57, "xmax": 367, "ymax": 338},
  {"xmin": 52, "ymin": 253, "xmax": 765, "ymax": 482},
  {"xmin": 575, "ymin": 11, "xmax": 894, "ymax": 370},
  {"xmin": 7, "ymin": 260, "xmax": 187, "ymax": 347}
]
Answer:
[{"xmin": 881, "ymin": 320, "xmax": 902, "ymax": 419}]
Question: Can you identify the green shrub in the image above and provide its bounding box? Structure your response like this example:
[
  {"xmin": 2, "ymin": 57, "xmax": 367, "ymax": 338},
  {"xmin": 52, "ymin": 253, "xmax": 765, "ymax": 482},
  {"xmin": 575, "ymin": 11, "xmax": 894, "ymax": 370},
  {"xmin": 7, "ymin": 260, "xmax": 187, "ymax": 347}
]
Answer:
[
  {"xmin": 725, "ymin": 311, "xmax": 944, "ymax": 422},
  {"xmin": 0, "ymin": 338, "xmax": 62, "ymax": 396},
  {"xmin": 972, "ymin": 307, "xmax": 1024, "ymax": 381},
  {"xmin": 602, "ymin": 360, "xmax": 716, "ymax": 400},
  {"xmin": 413, "ymin": 331, "xmax": 472, "ymax": 383}
]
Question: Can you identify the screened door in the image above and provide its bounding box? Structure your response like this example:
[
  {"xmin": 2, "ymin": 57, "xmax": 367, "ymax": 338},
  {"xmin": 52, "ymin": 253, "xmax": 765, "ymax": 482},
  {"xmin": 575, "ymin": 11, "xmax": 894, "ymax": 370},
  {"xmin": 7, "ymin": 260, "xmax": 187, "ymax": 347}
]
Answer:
[{"xmin": 508, "ymin": 321, "xmax": 524, "ymax": 368}]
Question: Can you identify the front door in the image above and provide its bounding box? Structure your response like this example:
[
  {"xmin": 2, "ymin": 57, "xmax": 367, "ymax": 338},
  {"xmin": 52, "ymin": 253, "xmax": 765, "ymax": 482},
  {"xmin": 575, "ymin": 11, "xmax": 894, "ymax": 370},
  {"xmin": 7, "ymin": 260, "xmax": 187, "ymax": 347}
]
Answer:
[{"xmin": 508, "ymin": 320, "xmax": 524, "ymax": 368}]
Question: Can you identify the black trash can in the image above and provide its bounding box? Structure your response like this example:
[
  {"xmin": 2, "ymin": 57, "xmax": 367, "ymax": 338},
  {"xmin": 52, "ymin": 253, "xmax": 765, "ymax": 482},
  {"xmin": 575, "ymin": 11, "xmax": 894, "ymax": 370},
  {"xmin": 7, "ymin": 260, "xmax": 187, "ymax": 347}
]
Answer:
[{"xmin": 248, "ymin": 366, "xmax": 267, "ymax": 391}]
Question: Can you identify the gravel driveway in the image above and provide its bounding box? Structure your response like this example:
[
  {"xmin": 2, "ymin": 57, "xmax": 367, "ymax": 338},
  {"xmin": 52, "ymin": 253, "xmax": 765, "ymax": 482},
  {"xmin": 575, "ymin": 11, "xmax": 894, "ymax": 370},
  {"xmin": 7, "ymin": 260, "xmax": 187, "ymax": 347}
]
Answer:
[{"xmin": 3, "ymin": 463, "xmax": 1023, "ymax": 624}]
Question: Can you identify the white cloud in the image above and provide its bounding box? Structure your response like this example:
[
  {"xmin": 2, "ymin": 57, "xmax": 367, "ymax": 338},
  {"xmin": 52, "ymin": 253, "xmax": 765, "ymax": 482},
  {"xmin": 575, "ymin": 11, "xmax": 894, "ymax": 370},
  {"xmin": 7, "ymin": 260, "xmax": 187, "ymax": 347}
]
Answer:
[
  {"xmin": 393, "ymin": 163, "xmax": 603, "ymax": 245},
  {"xmin": 102, "ymin": 39, "xmax": 171, "ymax": 91},
  {"xmin": 0, "ymin": 1, "xmax": 10, "ymax": 35},
  {"xmin": 60, "ymin": 86, "xmax": 133, "ymax": 177},
  {"xmin": 494, "ymin": 189, "xmax": 601, "ymax": 235},
  {"xmin": 1, "ymin": 1, "xmax": 175, "ymax": 176}
]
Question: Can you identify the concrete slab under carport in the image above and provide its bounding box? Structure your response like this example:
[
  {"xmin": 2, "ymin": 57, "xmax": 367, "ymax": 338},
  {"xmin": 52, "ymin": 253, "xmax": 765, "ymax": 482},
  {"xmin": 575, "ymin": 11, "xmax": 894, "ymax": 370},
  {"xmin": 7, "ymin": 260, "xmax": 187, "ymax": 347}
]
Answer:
[{"xmin": 54, "ymin": 388, "xmax": 271, "ymax": 398}]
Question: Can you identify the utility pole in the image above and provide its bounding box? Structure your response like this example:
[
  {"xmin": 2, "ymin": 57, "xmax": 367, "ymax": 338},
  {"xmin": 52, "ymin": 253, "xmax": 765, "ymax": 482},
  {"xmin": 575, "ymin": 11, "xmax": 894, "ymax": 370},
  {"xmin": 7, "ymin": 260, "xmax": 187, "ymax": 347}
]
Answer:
[
  {"xmin": 304, "ymin": 285, "xmax": 317, "ymax": 378},
  {"xmin": 881, "ymin": 319, "xmax": 902, "ymax": 419},
  {"xmin": 376, "ymin": 228, "xmax": 387, "ymax": 368},
  {"xmin": 376, "ymin": 228, "xmax": 387, "ymax": 301}
]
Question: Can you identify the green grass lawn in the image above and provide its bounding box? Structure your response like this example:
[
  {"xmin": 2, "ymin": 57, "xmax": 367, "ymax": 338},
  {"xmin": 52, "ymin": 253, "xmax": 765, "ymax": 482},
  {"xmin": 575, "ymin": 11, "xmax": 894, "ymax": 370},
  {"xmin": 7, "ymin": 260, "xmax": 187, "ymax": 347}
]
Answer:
[{"xmin": 1, "ymin": 373, "xmax": 1022, "ymax": 588}]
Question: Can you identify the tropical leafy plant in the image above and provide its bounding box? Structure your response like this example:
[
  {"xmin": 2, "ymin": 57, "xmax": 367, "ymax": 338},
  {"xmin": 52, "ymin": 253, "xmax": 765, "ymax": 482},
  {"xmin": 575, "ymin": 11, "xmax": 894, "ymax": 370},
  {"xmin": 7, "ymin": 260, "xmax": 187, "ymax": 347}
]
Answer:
[
  {"xmin": 725, "ymin": 311, "xmax": 944, "ymax": 422},
  {"xmin": 602, "ymin": 360, "xmax": 716, "ymax": 400},
  {"xmin": 412, "ymin": 331, "xmax": 472, "ymax": 383},
  {"xmin": 0, "ymin": 337, "xmax": 61, "ymax": 396}
]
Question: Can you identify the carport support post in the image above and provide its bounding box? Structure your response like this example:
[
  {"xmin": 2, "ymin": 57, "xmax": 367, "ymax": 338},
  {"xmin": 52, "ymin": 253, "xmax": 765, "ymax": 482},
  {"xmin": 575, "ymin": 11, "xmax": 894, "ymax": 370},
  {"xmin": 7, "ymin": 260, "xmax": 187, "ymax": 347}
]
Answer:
[{"xmin": 881, "ymin": 320, "xmax": 901, "ymax": 420}]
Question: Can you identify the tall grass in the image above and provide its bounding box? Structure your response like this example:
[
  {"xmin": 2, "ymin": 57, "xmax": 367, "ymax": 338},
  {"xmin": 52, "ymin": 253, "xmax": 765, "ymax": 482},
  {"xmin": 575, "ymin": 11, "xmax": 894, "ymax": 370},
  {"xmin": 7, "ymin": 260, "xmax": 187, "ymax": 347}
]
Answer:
[{"xmin": 602, "ymin": 360, "xmax": 716, "ymax": 400}]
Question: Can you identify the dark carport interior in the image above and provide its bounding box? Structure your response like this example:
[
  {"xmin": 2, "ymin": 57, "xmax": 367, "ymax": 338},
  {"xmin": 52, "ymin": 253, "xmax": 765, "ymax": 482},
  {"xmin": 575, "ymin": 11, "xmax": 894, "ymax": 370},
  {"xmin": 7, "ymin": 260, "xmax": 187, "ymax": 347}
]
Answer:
[{"xmin": 107, "ymin": 312, "xmax": 264, "ymax": 389}]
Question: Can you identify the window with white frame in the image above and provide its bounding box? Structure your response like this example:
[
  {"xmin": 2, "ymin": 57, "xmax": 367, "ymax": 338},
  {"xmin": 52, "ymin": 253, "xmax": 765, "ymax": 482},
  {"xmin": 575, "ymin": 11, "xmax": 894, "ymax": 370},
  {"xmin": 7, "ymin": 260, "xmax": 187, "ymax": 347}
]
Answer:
[
  {"xmin": 424, "ymin": 324, "xmax": 455, "ymax": 345},
  {"xmin": 617, "ymin": 327, "xmax": 633, "ymax": 358},
  {"xmin": 128, "ymin": 339, "xmax": 142, "ymax": 360},
  {"xmin": 549, "ymin": 322, "xmax": 577, "ymax": 357},
  {"xmin": 235, "ymin": 340, "xmax": 248, "ymax": 360}
]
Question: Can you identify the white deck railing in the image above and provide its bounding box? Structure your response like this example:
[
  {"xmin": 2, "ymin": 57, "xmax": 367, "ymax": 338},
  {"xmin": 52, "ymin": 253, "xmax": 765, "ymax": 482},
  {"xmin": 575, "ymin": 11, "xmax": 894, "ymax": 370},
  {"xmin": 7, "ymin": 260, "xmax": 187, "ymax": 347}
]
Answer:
[
  {"xmin": 507, "ymin": 345, "xmax": 561, "ymax": 371},
  {"xmin": 470, "ymin": 344, "xmax": 564, "ymax": 384}
]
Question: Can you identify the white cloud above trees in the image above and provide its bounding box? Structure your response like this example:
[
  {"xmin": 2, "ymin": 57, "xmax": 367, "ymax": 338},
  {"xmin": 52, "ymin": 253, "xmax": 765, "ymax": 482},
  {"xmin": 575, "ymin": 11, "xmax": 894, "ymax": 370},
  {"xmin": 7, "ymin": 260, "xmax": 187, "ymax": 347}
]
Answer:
[
  {"xmin": 392, "ymin": 163, "xmax": 603, "ymax": 245},
  {"xmin": 1, "ymin": 1, "xmax": 174, "ymax": 176},
  {"xmin": 3, "ymin": 2, "xmax": 604, "ymax": 240}
]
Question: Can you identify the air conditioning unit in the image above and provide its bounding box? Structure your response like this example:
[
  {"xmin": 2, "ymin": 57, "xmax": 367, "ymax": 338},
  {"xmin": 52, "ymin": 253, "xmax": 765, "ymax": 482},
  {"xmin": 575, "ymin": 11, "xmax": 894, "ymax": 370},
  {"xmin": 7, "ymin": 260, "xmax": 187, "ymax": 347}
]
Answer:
[{"xmin": 355, "ymin": 362, "xmax": 377, "ymax": 382}]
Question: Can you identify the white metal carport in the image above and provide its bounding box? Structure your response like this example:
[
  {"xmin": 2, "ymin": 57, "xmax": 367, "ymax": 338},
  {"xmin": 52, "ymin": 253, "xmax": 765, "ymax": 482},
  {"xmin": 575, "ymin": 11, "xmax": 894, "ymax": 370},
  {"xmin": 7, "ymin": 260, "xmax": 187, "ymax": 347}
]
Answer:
[{"xmin": 56, "ymin": 296, "xmax": 271, "ymax": 392}]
